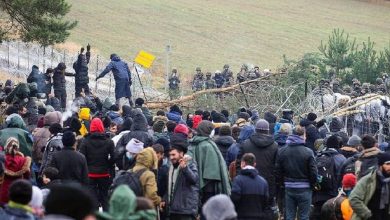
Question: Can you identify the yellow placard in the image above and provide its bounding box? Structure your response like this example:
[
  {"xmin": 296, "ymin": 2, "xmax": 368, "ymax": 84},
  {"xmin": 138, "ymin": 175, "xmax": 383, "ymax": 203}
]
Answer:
[{"xmin": 134, "ymin": 50, "xmax": 156, "ymax": 68}]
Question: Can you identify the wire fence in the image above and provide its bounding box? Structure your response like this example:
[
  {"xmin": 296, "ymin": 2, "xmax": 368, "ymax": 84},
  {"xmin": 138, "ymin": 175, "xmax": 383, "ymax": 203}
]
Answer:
[{"xmin": 0, "ymin": 41, "xmax": 160, "ymax": 101}]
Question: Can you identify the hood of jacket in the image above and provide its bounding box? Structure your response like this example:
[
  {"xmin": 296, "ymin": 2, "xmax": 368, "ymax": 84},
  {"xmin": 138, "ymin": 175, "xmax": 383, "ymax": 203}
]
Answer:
[
  {"xmin": 264, "ymin": 112, "xmax": 277, "ymax": 124},
  {"xmin": 111, "ymin": 55, "xmax": 121, "ymax": 62},
  {"xmin": 240, "ymin": 167, "xmax": 259, "ymax": 178},
  {"xmin": 90, "ymin": 118, "xmax": 104, "ymax": 133},
  {"xmin": 299, "ymin": 118, "xmax": 315, "ymax": 127},
  {"xmin": 238, "ymin": 125, "xmax": 255, "ymax": 143},
  {"xmin": 6, "ymin": 114, "xmax": 26, "ymax": 129},
  {"xmin": 102, "ymin": 98, "xmax": 114, "ymax": 111},
  {"xmin": 135, "ymin": 147, "xmax": 157, "ymax": 170},
  {"xmin": 190, "ymin": 136, "xmax": 210, "ymax": 145},
  {"xmin": 362, "ymin": 147, "xmax": 381, "ymax": 158},
  {"xmin": 286, "ymin": 134, "xmax": 306, "ymax": 145},
  {"xmin": 108, "ymin": 111, "xmax": 124, "ymax": 125},
  {"xmin": 131, "ymin": 111, "xmax": 148, "ymax": 132},
  {"xmin": 215, "ymin": 136, "xmax": 235, "ymax": 148},
  {"xmin": 248, "ymin": 133, "xmax": 275, "ymax": 148},
  {"xmin": 275, "ymin": 133, "xmax": 288, "ymax": 145},
  {"xmin": 79, "ymin": 108, "xmax": 90, "ymax": 121},
  {"xmin": 167, "ymin": 111, "xmax": 182, "ymax": 123},
  {"xmin": 44, "ymin": 111, "xmax": 62, "ymax": 126}
]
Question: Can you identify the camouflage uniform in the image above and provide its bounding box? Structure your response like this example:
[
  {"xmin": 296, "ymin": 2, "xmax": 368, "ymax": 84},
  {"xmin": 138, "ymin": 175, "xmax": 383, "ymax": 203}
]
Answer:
[
  {"xmin": 204, "ymin": 72, "xmax": 216, "ymax": 90},
  {"xmin": 236, "ymin": 67, "xmax": 247, "ymax": 83},
  {"xmin": 223, "ymin": 71, "xmax": 234, "ymax": 87},
  {"xmin": 246, "ymin": 68, "xmax": 260, "ymax": 80},
  {"xmin": 332, "ymin": 80, "xmax": 344, "ymax": 94},
  {"xmin": 352, "ymin": 79, "xmax": 362, "ymax": 97},
  {"xmin": 221, "ymin": 64, "xmax": 233, "ymax": 82},
  {"xmin": 343, "ymin": 85, "xmax": 352, "ymax": 96},
  {"xmin": 382, "ymin": 73, "xmax": 390, "ymax": 94},
  {"xmin": 168, "ymin": 69, "xmax": 181, "ymax": 100},
  {"xmin": 192, "ymin": 67, "xmax": 204, "ymax": 92},
  {"xmin": 361, "ymin": 83, "xmax": 370, "ymax": 95},
  {"xmin": 376, "ymin": 78, "xmax": 386, "ymax": 95}
]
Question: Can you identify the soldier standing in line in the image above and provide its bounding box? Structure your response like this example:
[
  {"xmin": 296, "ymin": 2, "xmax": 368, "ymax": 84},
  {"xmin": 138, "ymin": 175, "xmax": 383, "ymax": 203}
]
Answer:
[{"xmin": 168, "ymin": 69, "xmax": 181, "ymax": 100}]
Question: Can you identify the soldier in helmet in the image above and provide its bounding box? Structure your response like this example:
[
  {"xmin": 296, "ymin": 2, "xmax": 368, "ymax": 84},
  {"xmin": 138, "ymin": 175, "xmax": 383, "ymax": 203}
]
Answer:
[
  {"xmin": 205, "ymin": 72, "xmax": 216, "ymax": 90},
  {"xmin": 236, "ymin": 67, "xmax": 247, "ymax": 83},
  {"xmin": 168, "ymin": 68, "xmax": 181, "ymax": 100},
  {"xmin": 332, "ymin": 79, "xmax": 344, "ymax": 94},
  {"xmin": 221, "ymin": 64, "xmax": 233, "ymax": 82},
  {"xmin": 382, "ymin": 73, "xmax": 389, "ymax": 93},
  {"xmin": 213, "ymin": 70, "xmax": 225, "ymax": 88},
  {"xmin": 343, "ymin": 85, "xmax": 352, "ymax": 96},
  {"xmin": 192, "ymin": 67, "xmax": 204, "ymax": 92},
  {"xmin": 223, "ymin": 70, "xmax": 234, "ymax": 87},
  {"xmin": 361, "ymin": 83, "xmax": 370, "ymax": 95},
  {"xmin": 376, "ymin": 78, "xmax": 386, "ymax": 95},
  {"xmin": 246, "ymin": 67, "xmax": 261, "ymax": 80},
  {"xmin": 352, "ymin": 79, "xmax": 362, "ymax": 97}
]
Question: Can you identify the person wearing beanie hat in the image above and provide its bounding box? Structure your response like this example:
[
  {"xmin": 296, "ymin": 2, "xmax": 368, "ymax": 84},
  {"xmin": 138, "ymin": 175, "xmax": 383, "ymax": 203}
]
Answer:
[
  {"xmin": 188, "ymin": 120, "xmax": 231, "ymax": 205},
  {"xmin": 349, "ymin": 152, "xmax": 390, "ymax": 220},
  {"xmin": 356, "ymin": 134, "xmax": 381, "ymax": 180},
  {"xmin": 152, "ymin": 120, "xmax": 168, "ymax": 142},
  {"xmin": 299, "ymin": 112, "xmax": 320, "ymax": 152},
  {"xmin": 167, "ymin": 104, "xmax": 184, "ymax": 123},
  {"xmin": 0, "ymin": 180, "xmax": 34, "ymax": 219},
  {"xmin": 165, "ymin": 134, "xmax": 199, "ymax": 219},
  {"xmin": 340, "ymin": 135, "xmax": 361, "ymax": 159},
  {"xmin": 44, "ymin": 183, "xmax": 96, "ymax": 220},
  {"xmin": 274, "ymin": 109, "xmax": 294, "ymax": 134},
  {"xmin": 329, "ymin": 117, "xmax": 349, "ymax": 145},
  {"xmin": 174, "ymin": 124, "xmax": 189, "ymax": 137},
  {"xmin": 0, "ymin": 138, "xmax": 31, "ymax": 205},
  {"xmin": 51, "ymin": 131, "xmax": 88, "ymax": 185},
  {"xmin": 215, "ymin": 125, "xmax": 235, "ymax": 164},
  {"xmin": 79, "ymin": 118, "xmax": 115, "ymax": 211},
  {"xmin": 202, "ymin": 194, "xmax": 237, "ymax": 220},
  {"xmin": 238, "ymin": 119, "xmax": 278, "ymax": 205}
]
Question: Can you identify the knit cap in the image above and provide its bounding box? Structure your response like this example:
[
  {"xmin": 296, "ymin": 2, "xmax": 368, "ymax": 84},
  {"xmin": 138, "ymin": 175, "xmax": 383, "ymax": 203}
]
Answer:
[
  {"xmin": 342, "ymin": 173, "xmax": 357, "ymax": 189},
  {"xmin": 202, "ymin": 194, "xmax": 237, "ymax": 220}
]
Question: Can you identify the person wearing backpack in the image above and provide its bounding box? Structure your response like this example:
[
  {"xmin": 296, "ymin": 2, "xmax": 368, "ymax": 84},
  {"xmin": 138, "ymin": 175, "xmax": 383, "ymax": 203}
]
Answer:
[
  {"xmin": 321, "ymin": 173, "xmax": 357, "ymax": 220},
  {"xmin": 311, "ymin": 135, "xmax": 346, "ymax": 220},
  {"xmin": 355, "ymin": 135, "xmax": 382, "ymax": 180},
  {"xmin": 39, "ymin": 123, "xmax": 63, "ymax": 176},
  {"xmin": 79, "ymin": 117, "xmax": 115, "ymax": 211},
  {"xmin": 299, "ymin": 113, "xmax": 320, "ymax": 153},
  {"xmin": 275, "ymin": 126, "xmax": 318, "ymax": 220}
]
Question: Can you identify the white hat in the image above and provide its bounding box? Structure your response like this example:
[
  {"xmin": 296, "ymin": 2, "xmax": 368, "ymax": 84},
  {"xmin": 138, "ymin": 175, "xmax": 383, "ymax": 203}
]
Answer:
[{"xmin": 126, "ymin": 138, "xmax": 144, "ymax": 154}]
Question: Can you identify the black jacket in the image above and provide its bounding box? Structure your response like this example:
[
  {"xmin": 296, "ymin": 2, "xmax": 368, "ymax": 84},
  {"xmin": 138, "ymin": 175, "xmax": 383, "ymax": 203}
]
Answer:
[
  {"xmin": 167, "ymin": 162, "xmax": 199, "ymax": 216},
  {"xmin": 231, "ymin": 168, "xmax": 269, "ymax": 219},
  {"xmin": 52, "ymin": 67, "xmax": 74, "ymax": 91},
  {"xmin": 300, "ymin": 118, "xmax": 320, "ymax": 152},
  {"xmin": 50, "ymin": 147, "xmax": 89, "ymax": 185},
  {"xmin": 276, "ymin": 143, "xmax": 318, "ymax": 187},
  {"xmin": 240, "ymin": 133, "xmax": 278, "ymax": 198},
  {"xmin": 79, "ymin": 133, "xmax": 115, "ymax": 175},
  {"xmin": 214, "ymin": 135, "xmax": 235, "ymax": 163},
  {"xmin": 73, "ymin": 52, "xmax": 90, "ymax": 84}
]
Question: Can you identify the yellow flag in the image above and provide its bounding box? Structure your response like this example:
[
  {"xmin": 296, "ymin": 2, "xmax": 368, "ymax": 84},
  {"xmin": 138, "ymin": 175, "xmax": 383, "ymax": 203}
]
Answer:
[{"xmin": 134, "ymin": 50, "xmax": 156, "ymax": 68}]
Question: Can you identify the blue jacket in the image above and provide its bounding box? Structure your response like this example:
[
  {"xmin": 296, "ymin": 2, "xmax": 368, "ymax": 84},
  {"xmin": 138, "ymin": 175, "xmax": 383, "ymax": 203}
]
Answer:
[
  {"xmin": 231, "ymin": 168, "xmax": 269, "ymax": 219},
  {"xmin": 99, "ymin": 55, "xmax": 131, "ymax": 82}
]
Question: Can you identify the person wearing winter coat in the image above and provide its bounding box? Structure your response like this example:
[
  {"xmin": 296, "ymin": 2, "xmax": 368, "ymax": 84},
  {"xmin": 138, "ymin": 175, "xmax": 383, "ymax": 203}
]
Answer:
[
  {"xmin": 275, "ymin": 126, "xmax": 318, "ymax": 220},
  {"xmin": 231, "ymin": 153, "xmax": 270, "ymax": 219},
  {"xmin": 73, "ymin": 45, "xmax": 91, "ymax": 97},
  {"xmin": 27, "ymin": 65, "xmax": 45, "ymax": 94},
  {"xmin": 45, "ymin": 96, "xmax": 61, "ymax": 112},
  {"xmin": 299, "ymin": 113, "xmax": 320, "ymax": 152},
  {"xmin": 0, "ymin": 180, "xmax": 35, "ymax": 220},
  {"xmin": 112, "ymin": 117, "xmax": 133, "ymax": 146},
  {"xmin": 238, "ymin": 119, "xmax": 278, "ymax": 203},
  {"xmin": 115, "ymin": 109, "xmax": 153, "ymax": 170},
  {"xmin": 39, "ymin": 123, "xmax": 63, "ymax": 175},
  {"xmin": 355, "ymin": 135, "xmax": 382, "ymax": 180},
  {"xmin": 31, "ymin": 111, "xmax": 62, "ymax": 178},
  {"xmin": 214, "ymin": 125, "xmax": 235, "ymax": 166},
  {"xmin": 164, "ymin": 133, "xmax": 199, "ymax": 219},
  {"xmin": 52, "ymin": 62, "xmax": 75, "ymax": 110},
  {"xmin": 0, "ymin": 138, "xmax": 31, "ymax": 205},
  {"xmin": 43, "ymin": 68, "xmax": 54, "ymax": 97},
  {"xmin": 187, "ymin": 121, "xmax": 231, "ymax": 206},
  {"xmin": 349, "ymin": 152, "xmax": 390, "ymax": 220},
  {"xmin": 96, "ymin": 185, "xmax": 157, "ymax": 220},
  {"xmin": 50, "ymin": 131, "xmax": 89, "ymax": 185},
  {"xmin": 79, "ymin": 118, "xmax": 115, "ymax": 211},
  {"xmin": 274, "ymin": 123, "xmax": 293, "ymax": 148},
  {"xmin": 167, "ymin": 105, "xmax": 185, "ymax": 124},
  {"xmin": 0, "ymin": 113, "xmax": 33, "ymax": 157},
  {"xmin": 96, "ymin": 54, "xmax": 132, "ymax": 103},
  {"xmin": 131, "ymin": 147, "xmax": 161, "ymax": 206}
]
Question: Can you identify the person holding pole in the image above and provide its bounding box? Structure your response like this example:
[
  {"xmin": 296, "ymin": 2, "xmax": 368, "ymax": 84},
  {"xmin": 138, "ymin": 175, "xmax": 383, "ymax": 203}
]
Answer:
[{"xmin": 96, "ymin": 54, "xmax": 133, "ymax": 106}]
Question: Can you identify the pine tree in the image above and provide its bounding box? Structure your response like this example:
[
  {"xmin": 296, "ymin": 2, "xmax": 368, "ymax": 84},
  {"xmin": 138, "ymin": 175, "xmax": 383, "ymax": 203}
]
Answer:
[{"xmin": 0, "ymin": 0, "xmax": 77, "ymax": 46}]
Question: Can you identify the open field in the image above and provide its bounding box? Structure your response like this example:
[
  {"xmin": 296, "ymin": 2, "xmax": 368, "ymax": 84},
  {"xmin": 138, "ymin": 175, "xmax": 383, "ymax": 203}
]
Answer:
[{"xmin": 65, "ymin": 0, "xmax": 389, "ymax": 75}]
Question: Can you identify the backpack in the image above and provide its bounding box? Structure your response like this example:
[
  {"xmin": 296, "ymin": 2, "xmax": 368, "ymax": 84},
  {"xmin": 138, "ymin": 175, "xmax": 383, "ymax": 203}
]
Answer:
[
  {"xmin": 341, "ymin": 154, "xmax": 359, "ymax": 177},
  {"xmin": 109, "ymin": 169, "xmax": 147, "ymax": 197},
  {"xmin": 321, "ymin": 194, "xmax": 346, "ymax": 220},
  {"xmin": 316, "ymin": 150, "xmax": 337, "ymax": 191}
]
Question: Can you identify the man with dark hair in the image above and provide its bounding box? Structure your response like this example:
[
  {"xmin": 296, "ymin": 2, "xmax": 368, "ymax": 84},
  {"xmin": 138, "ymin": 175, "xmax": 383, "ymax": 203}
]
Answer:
[
  {"xmin": 349, "ymin": 152, "xmax": 390, "ymax": 220},
  {"xmin": 231, "ymin": 153, "xmax": 270, "ymax": 219},
  {"xmin": 52, "ymin": 62, "xmax": 75, "ymax": 110},
  {"xmin": 356, "ymin": 135, "xmax": 382, "ymax": 179},
  {"xmin": 276, "ymin": 126, "xmax": 318, "ymax": 220},
  {"xmin": 0, "ymin": 179, "xmax": 34, "ymax": 219},
  {"xmin": 96, "ymin": 54, "xmax": 132, "ymax": 105},
  {"xmin": 163, "ymin": 133, "xmax": 199, "ymax": 220}
]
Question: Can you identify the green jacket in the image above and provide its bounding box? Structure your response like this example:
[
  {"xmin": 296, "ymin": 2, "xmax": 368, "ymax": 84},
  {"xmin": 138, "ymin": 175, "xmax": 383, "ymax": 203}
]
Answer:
[
  {"xmin": 188, "ymin": 136, "xmax": 231, "ymax": 195},
  {"xmin": 0, "ymin": 114, "xmax": 32, "ymax": 156},
  {"xmin": 349, "ymin": 169, "xmax": 390, "ymax": 220},
  {"xmin": 96, "ymin": 185, "xmax": 156, "ymax": 220}
]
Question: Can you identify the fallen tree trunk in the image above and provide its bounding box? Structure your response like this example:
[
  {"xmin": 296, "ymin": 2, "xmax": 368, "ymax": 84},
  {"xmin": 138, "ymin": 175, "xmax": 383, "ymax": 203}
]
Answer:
[{"xmin": 145, "ymin": 72, "xmax": 286, "ymax": 109}]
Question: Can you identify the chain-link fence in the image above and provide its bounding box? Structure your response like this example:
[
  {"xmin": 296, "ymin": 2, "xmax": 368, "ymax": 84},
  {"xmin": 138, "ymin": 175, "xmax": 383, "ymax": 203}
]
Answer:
[{"xmin": 0, "ymin": 41, "xmax": 161, "ymax": 102}]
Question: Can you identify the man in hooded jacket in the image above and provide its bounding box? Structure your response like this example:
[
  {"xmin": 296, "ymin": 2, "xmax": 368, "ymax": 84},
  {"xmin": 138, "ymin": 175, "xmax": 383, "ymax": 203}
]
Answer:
[
  {"xmin": 52, "ymin": 62, "xmax": 75, "ymax": 110},
  {"xmin": 96, "ymin": 54, "xmax": 132, "ymax": 105},
  {"xmin": 73, "ymin": 45, "xmax": 91, "ymax": 97}
]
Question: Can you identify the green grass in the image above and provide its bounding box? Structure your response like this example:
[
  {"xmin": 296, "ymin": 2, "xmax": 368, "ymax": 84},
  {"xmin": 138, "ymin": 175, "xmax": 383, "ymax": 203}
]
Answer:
[{"xmin": 66, "ymin": 0, "xmax": 390, "ymax": 75}]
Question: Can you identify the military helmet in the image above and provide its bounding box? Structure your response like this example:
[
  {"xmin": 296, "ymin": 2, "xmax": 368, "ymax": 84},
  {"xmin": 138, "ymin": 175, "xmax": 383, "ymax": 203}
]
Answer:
[
  {"xmin": 196, "ymin": 67, "xmax": 201, "ymax": 71},
  {"xmin": 223, "ymin": 64, "xmax": 229, "ymax": 69},
  {"xmin": 382, "ymin": 72, "xmax": 389, "ymax": 78},
  {"xmin": 343, "ymin": 85, "xmax": 352, "ymax": 92},
  {"xmin": 172, "ymin": 68, "xmax": 177, "ymax": 74},
  {"xmin": 376, "ymin": 78, "xmax": 383, "ymax": 84},
  {"xmin": 206, "ymin": 72, "xmax": 212, "ymax": 76},
  {"xmin": 362, "ymin": 83, "xmax": 370, "ymax": 89}
]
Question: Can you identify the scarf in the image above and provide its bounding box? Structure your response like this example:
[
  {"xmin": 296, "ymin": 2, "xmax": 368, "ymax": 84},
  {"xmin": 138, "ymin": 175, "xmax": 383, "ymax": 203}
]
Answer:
[
  {"xmin": 377, "ymin": 170, "xmax": 390, "ymax": 209},
  {"xmin": 8, "ymin": 200, "xmax": 33, "ymax": 213}
]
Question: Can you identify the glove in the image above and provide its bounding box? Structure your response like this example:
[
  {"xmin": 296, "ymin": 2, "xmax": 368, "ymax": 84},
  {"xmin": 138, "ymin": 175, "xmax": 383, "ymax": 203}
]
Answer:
[
  {"xmin": 129, "ymin": 80, "xmax": 132, "ymax": 86},
  {"xmin": 95, "ymin": 76, "xmax": 100, "ymax": 81},
  {"xmin": 87, "ymin": 44, "xmax": 91, "ymax": 52},
  {"xmin": 80, "ymin": 47, "xmax": 85, "ymax": 53}
]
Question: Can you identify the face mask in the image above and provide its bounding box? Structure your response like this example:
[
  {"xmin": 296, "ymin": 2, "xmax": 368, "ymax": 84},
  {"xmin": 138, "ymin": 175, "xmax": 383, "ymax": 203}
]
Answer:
[{"xmin": 344, "ymin": 190, "xmax": 352, "ymax": 196}]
